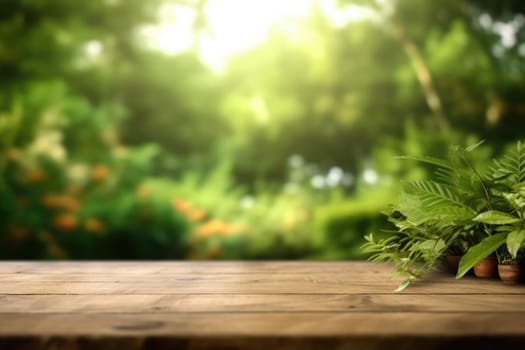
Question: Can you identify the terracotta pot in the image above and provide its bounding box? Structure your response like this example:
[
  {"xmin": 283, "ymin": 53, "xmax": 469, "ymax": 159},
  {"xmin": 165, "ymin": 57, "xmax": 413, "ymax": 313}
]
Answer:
[
  {"xmin": 498, "ymin": 264, "xmax": 522, "ymax": 284},
  {"xmin": 474, "ymin": 255, "xmax": 498, "ymax": 278},
  {"xmin": 446, "ymin": 255, "xmax": 461, "ymax": 275}
]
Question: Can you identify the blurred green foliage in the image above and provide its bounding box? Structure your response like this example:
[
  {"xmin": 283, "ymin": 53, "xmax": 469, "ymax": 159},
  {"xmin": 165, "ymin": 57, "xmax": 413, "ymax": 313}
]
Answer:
[{"xmin": 0, "ymin": 0, "xmax": 524, "ymax": 259}]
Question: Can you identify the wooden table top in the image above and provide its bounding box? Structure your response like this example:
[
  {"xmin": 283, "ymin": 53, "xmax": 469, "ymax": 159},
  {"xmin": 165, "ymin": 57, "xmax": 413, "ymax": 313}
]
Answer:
[{"xmin": 1, "ymin": 261, "xmax": 525, "ymax": 349}]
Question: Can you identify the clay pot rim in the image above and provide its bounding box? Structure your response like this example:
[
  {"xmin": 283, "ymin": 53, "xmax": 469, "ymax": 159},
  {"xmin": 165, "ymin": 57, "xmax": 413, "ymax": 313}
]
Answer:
[
  {"xmin": 481, "ymin": 255, "xmax": 497, "ymax": 260},
  {"xmin": 446, "ymin": 255, "xmax": 461, "ymax": 259}
]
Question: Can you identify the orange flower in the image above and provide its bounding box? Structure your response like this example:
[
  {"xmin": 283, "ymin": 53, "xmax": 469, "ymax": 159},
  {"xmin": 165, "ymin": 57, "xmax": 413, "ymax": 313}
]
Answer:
[
  {"xmin": 195, "ymin": 223, "xmax": 213, "ymax": 237},
  {"xmin": 8, "ymin": 227, "xmax": 30, "ymax": 241},
  {"xmin": 62, "ymin": 197, "xmax": 80, "ymax": 212},
  {"xmin": 84, "ymin": 218, "xmax": 105, "ymax": 234},
  {"xmin": 91, "ymin": 164, "xmax": 109, "ymax": 181},
  {"xmin": 41, "ymin": 194, "xmax": 80, "ymax": 212},
  {"xmin": 53, "ymin": 213, "xmax": 77, "ymax": 232},
  {"xmin": 187, "ymin": 208, "xmax": 206, "ymax": 221},
  {"xmin": 171, "ymin": 198, "xmax": 192, "ymax": 213},
  {"xmin": 195, "ymin": 220, "xmax": 237, "ymax": 237}
]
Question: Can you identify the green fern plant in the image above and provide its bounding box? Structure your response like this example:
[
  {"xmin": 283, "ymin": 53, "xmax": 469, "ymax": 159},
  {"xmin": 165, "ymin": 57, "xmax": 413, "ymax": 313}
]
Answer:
[
  {"xmin": 364, "ymin": 141, "xmax": 491, "ymax": 291},
  {"xmin": 491, "ymin": 141, "xmax": 525, "ymax": 185},
  {"xmin": 363, "ymin": 208, "xmax": 454, "ymax": 291},
  {"xmin": 456, "ymin": 141, "xmax": 525, "ymax": 277},
  {"xmin": 365, "ymin": 140, "xmax": 525, "ymax": 290},
  {"xmin": 401, "ymin": 180, "xmax": 477, "ymax": 224}
]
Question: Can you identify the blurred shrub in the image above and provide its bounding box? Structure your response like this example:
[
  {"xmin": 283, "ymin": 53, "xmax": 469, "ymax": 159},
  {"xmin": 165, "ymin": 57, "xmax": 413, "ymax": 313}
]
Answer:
[
  {"xmin": 140, "ymin": 163, "xmax": 320, "ymax": 260},
  {"xmin": 313, "ymin": 188, "xmax": 394, "ymax": 259},
  {"xmin": 0, "ymin": 80, "xmax": 499, "ymax": 261},
  {"xmin": 0, "ymin": 84, "xmax": 498, "ymax": 261},
  {"xmin": 0, "ymin": 81, "xmax": 189, "ymax": 259}
]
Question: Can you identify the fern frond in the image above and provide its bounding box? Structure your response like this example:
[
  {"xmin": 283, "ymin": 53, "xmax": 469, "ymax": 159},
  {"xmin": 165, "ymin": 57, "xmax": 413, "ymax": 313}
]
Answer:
[
  {"xmin": 430, "ymin": 206, "xmax": 477, "ymax": 224},
  {"xmin": 404, "ymin": 180, "xmax": 475, "ymax": 212},
  {"xmin": 435, "ymin": 167, "xmax": 459, "ymax": 186},
  {"xmin": 492, "ymin": 141, "xmax": 525, "ymax": 183},
  {"xmin": 396, "ymin": 155, "xmax": 454, "ymax": 170}
]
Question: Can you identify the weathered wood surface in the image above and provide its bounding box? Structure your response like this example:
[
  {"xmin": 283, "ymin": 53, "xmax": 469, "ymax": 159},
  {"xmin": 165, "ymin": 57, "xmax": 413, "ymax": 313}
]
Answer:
[{"xmin": 0, "ymin": 261, "xmax": 524, "ymax": 350}]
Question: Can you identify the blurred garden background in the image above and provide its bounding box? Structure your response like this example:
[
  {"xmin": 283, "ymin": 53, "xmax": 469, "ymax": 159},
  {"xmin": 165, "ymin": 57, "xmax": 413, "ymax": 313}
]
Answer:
[{"xmin": 1, "ymin": 0, "xmax": 524, "ymax": 260}]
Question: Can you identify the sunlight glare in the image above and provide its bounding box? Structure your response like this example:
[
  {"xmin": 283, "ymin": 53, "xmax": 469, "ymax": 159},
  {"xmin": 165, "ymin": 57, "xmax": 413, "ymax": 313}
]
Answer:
[
  {"xmin": 84, "ymin": 40, "xmax": 103, "ymax": 57},
  {"xmin": 140, "ymin": 4, "xmax": 195, "ymax": 54},
  {"xmin": 144, "ymin": 0, "xmax": 371, "ymax": 70},
  {"xmin": 200, "ymin": 0, "xmax": 311, "ymax": 70},
  {"xmin": 363, "ymin": 169, "xmax": 378, "ymax": 185}
]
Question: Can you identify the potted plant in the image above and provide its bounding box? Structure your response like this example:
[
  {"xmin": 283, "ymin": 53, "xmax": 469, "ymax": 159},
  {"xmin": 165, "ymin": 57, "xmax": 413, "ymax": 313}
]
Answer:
[
  {"xmin": 455, "ymin": 215, "xmax": 525, "ymax": 281},
  {"xmin": 443, "ymin": 231, "xmax": 475, "ymax": 275},
  {"xmin": 456, "ymin": 141, "xmax": 525, "ymax": 281},
  {"xmin": 363, "ymin": 142, "xmax": 488, "ymax": 290},
  {"xmin": 473, "ymin": 253, "xmax": 498, "ymax": 278},
  {"xmin": 364, "ymin": 140, "xmax": 525, "ymax": 290},
  {"xmin": 497, "ymin": 249, "xmax": 522, "ymax": 283}
]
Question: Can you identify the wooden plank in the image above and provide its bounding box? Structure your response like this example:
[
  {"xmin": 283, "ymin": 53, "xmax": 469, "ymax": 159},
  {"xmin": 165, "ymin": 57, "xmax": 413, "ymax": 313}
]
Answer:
[
  {"xmin": 0, "ymin": 261, "xmax": 385, "ymax": 275},
  {"xmin": 0, "ymin": 261, "xmax": 524, "ymax": 345},
  {"xmin": 1, "ymin": 273, "xmax": 524, "ymax": 294},
  {"xmin": 0, "ymin": 312, "xmax": 525, "ymax": 337},
  {"xmin": 0, "ymin": 272, "xmax": 398, "ymax": 283},
  {"xmin": 1, "ymin": 293, "xmax": 525, "ymax": 313},
  {"xmin": 1, "ymin": 262, "xmax": 522, "ymax": 295}
]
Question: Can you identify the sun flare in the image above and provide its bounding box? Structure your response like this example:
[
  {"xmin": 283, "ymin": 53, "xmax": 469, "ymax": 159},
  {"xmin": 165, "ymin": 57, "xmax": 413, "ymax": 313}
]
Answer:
[{"xmin": 141, "ymin": 0, "xmax": 370, "ymax": 70}]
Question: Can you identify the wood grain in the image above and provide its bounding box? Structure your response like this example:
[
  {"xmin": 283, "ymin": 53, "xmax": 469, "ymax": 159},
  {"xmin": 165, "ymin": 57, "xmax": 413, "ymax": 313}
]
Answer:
[
  {"xmin": 0, "ymin": 261, "xmax": 524, "ymax": 349},
  {"xmin": 0, "ymin": 261, "xmax": 377, "ymax": 274},
  {"xmin": 1, "ymin": 273, "xmax": 524, "ymax": 294},
  {"xmin": 1, "ymin": 312, "xmax": 525, "ymax": 336},
  {"xmin": 1, "ymin": 294, "xmax": 525, "ymax": 313}
]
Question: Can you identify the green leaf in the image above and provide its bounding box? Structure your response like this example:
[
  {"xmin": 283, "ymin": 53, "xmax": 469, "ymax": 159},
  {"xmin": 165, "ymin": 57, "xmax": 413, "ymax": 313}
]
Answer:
[
  {"xmin": 472, "ymin": 210, "xmax": 520, "ymax": 224},
  {"xmin": 465, "ymin": 140, "xmax": 485, "ymax": 152},
  {"xmin": 430, "ymin": 206, "xmax": 476, "ymax": 224},
  {"xmin": 456, "ymin": 233, "xmax": 507, "ymax": 279},
  {"xmin": 394, "ymin": 278, "xmax": 412, "ymax": 292},
  {"xmin": 511, "ymin": 181, "xmax": 525, "ymax": 191},
  {"xmin": 495, "ymin": 225, "xmax": 514, "ymax": 232},
  {"xmin": 396, "ymin": 155, "xmax": 454, "ymax": 170},
  {"xmin": 502, "ymin": 192, "xmax": 525, "ymax": 211},
  {"xmin": 491, "ymin": 141, "xmax": 525, "ymax": 183},
  {"xmin": 404, "ymin": 181, "xmax": 474, "ymax": 212},
  {"xmin": 418, "ymin": 239, "xmax": 446, "ymax": 253},
  {"xmin": 507, "ymin": 230, "xmax": 525, "ymax": 259}
]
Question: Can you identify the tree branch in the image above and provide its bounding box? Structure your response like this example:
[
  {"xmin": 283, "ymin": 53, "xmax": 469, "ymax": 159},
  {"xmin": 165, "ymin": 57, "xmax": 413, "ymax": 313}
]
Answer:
[{"xmin": 391, "ymin": 22, "xmax": 451, "ymax": 131}]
